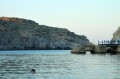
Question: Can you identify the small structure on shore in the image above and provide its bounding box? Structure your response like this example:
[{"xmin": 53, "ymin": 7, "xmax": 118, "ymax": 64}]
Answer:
[{"xmin": 71, "ymin": 40, "xmax": 120, "ymax": 54}]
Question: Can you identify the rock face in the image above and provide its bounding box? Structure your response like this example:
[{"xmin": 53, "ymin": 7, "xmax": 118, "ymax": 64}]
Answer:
[
  {"xmin": 71, "ymin": 45, "xmax": 86, "ymax": 54},
  {"xmin": 112, "ymin": 26, "xmax": 120, "ymax": 41},
  {"xmin": 0, "ymin": 17, "xmax": 90, "ymax": 50}
]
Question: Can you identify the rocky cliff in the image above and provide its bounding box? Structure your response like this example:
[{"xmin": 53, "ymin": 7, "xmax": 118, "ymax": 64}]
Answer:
[
  {"xmin": 112, "ymin": 26, "xmax": 120, "ymax": 41},
  {"xmin": 0, "ymin": 17, "xmax": 90, "ymax": 50}
]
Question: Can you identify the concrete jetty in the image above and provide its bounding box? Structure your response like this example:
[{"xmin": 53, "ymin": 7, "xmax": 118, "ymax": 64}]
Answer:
[{"xmin": 71, "ymin": 40, "xmax": 120, "ymax": 54}]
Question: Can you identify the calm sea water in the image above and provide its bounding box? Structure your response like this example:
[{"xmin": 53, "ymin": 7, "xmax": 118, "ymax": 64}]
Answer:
[{"xmin": 0, "ymin": 50, "xmax": 120, "ymax": 79}]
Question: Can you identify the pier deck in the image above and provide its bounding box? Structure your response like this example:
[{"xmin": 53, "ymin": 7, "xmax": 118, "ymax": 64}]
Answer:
[{"xmin": 98, "ymin": 40, "xmax": 120, "ymax": 46}]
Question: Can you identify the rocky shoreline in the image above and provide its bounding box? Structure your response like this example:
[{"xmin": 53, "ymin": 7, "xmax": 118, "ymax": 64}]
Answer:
[{"xmin": 71, "ymin": 26, "xmax": 120, "ymax": 54}]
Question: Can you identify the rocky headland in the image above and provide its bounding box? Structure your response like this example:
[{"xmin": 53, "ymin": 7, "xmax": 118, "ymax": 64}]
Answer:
[
  {"xmin": 112, "ymin": 26, "xmax": 120, "ymax": 41},
  {"xmin": 0, "ymin": 17, "xmax": 90, "ymax": 50}
]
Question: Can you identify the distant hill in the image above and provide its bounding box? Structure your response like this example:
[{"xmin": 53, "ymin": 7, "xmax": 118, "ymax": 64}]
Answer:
[{"xmin": 0, "ymin": 17, "xmax": 90, "ymax": 50}]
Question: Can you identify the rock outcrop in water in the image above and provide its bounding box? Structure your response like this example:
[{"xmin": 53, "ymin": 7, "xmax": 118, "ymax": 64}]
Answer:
[
  {"xmin": 112, "ymin": 26, "xmax": 120, "ymax": 41},
  {"xmin": 0, "ymin": 17, "xmax": 90, "ymax": 50}
]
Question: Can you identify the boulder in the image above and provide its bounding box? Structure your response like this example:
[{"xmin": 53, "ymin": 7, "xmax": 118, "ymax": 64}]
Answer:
[{"xmin": 71, "ymin": 45, "xmax": 86, "ymax": 54}]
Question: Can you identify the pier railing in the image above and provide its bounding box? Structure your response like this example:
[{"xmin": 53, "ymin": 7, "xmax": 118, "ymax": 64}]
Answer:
[{"xmin": 98, "ymin": 40, "xmax": 120, "ymax": 45}]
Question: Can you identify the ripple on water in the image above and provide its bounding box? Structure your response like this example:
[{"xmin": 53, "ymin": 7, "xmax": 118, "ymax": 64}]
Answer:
[{"xmin": 0, "ymin": 51, "xmax": 120, "ymax": 79}]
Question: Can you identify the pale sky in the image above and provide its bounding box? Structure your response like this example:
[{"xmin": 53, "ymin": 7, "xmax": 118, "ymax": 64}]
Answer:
[{"xmin": 0, "ymin": 0, "xmax": 120, "ymax": 44}]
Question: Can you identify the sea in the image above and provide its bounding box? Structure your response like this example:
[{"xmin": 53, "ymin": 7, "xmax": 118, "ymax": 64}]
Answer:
[{"xmin": 0, "ymin": 50, "xmax": 120, "ymax": 79}]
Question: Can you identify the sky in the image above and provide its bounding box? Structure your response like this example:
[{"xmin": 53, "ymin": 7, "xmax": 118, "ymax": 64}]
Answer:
[{"xmin": 0, "ymin": 0, "xmax": 120, "ymax": 44}]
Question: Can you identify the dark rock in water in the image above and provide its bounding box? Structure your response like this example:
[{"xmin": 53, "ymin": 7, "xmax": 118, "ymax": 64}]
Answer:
[
  {"xmin": 30, "ymin": 69, "xmax": 36, "ymax": 74},
  {"xmin": 0, "ymin": 17, "xmax": 90, "ymax": 50}
]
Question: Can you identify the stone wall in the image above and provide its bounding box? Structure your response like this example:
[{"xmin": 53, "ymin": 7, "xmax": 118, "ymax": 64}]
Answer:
[
  {"xmin": 92, "ymin": 45, "xmax": 106, "ymax": 53},
  {"xmin": 116, "ymin": 46, "xmax": 120, "ymax": 53}
]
